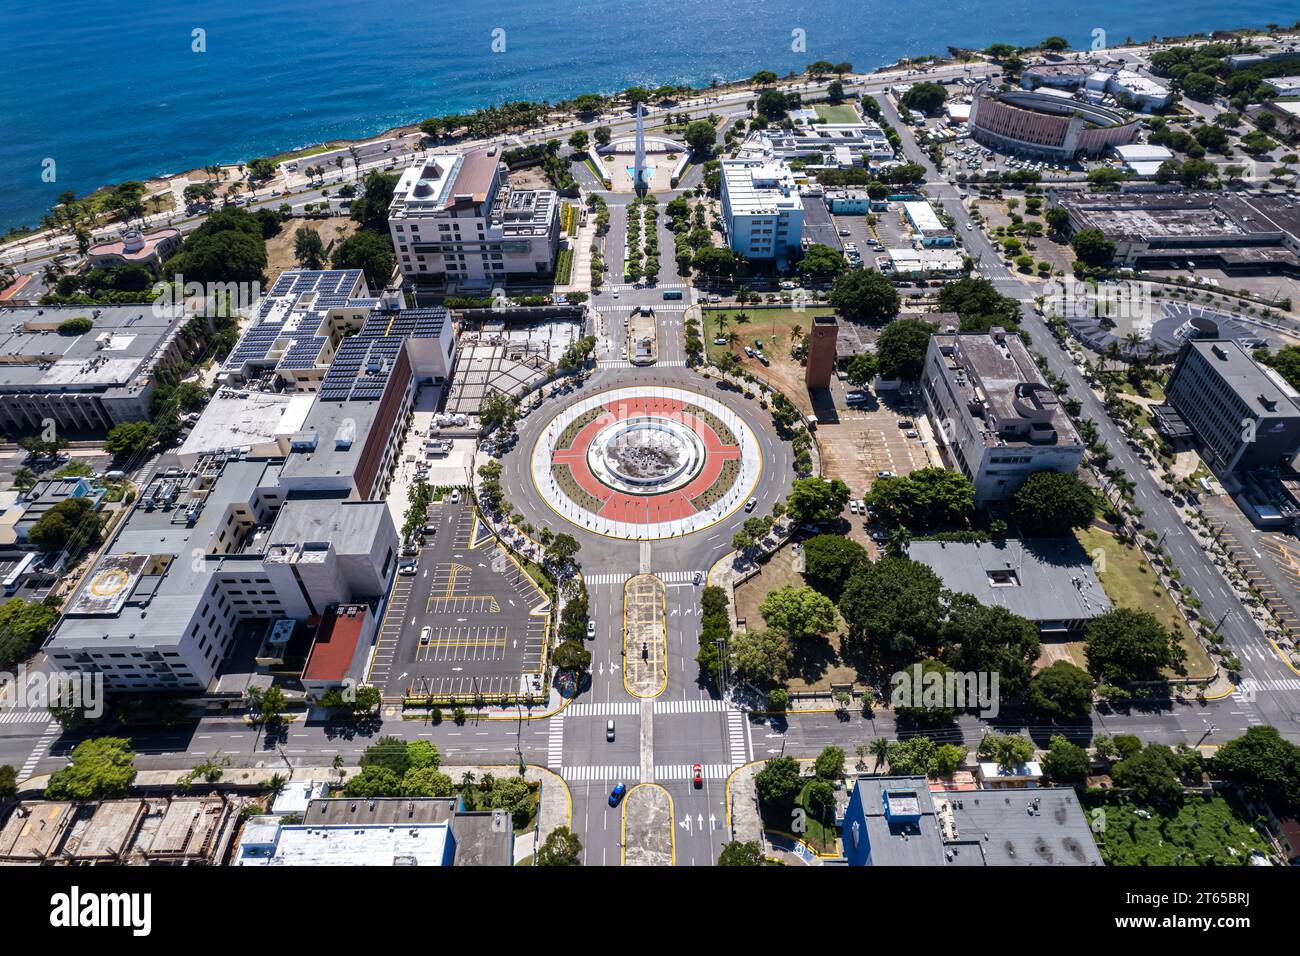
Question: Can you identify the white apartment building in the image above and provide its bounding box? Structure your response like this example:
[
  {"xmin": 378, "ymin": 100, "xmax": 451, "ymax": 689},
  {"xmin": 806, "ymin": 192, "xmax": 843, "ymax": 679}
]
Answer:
[
  {"xmin": 388, "ymin": 147, "xmax": 559, "ymax": 287},
  {"xmin": 921, "ymin": 328, "xmax": 1085, "ymax": 503},
  {"xmin": 719, "ymin": 158, "xmax": 805, "ymax": 266}
]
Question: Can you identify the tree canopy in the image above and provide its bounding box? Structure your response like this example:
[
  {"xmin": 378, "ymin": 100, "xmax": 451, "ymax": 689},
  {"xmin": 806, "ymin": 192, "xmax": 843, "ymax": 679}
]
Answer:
[
  {"xmin": 759, "ymin": 585, "xmax": 839, "ymax": 641},
  {"xmin": 45, "ymin": 737, "xmax": 137, "ymax": 800},
  {"xmin": 828, "ymin": 269, "xmax": 900, "ymax": 323},
  {"xmin": 838, "ymin": 557, "xmax": 944, "ymax": 657},
  {"xmin": 864, "ymin": 467, "xmax": 974, "ymax": 530},
  {"xmin": 1084, "ymin": 608, "xmax": 1185, "ymax": 684},
  {"xmin": 876, "ymin": 317, "xmax": 937, "ymax": 381},
  {"xmin": 1010, "ymin": 471, "xmax": 1096, "ymax": 535},
  {"xmin": 787, "ymin": 477, "xmax": 850, "ymax": 526}
]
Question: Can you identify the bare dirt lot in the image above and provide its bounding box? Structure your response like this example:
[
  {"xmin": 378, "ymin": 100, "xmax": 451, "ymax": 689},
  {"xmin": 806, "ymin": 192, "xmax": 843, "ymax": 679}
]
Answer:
[{"xmin": 265, "ymin": 215, "xmax": 358, "ymax": 283}]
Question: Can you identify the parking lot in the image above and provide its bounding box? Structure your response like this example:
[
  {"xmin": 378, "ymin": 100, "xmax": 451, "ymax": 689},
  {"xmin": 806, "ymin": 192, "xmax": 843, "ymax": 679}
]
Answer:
[
  {"xmin": 367, "ymin": 499, "xmax": 551, "ymax": 702},
  {"xmin": 811, "ymin": 376, "xmax": 937, "ymax": 507}
]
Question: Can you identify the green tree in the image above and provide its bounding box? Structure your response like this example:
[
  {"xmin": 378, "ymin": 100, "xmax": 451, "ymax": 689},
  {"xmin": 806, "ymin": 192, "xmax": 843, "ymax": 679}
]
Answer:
[
  {"xmin": 813, "ymin": 746, "xmax": 846, "ymax": 781},
  {"xmin": 45, "ymin": 737, "xmax": 136, "ymax": 800},
  {"xmin": 1084, "ymin": 608, "xmax": 1185, "ymax": 684},
  {"xmin": 0, "ymin": 598, "xmax": 61, "ymax": 669},
  {"xmin": 864, "ymin": 467, "xmax": 974, "ymax": 530},
  {"xmin": 876, "ymin": 317, "xmax": 937, "ymax": 381},
  {"xmin": 1070, "ymin": 228, "xmax": 1115, "ymax": 268},
  {"xmin": 940, "ymin": 595, "xmax": 1040, "ymax": 697},
  {"xmin": 105, "ymin": 420, "xmax": 156, "ymax": 456},
  {"xmin": 828, "ymin": 269, "xmax": 901, "ymax": 323},
  {"xmin": 342, "ymin": 765, "xmax": 402, "ymax": 797},
  {"xmin": 1211, "ymin": 726, "xmax": 1300, "ymax": 813},
  {"xmin": 728, "ymin": 628, "xmax": 790, "ymax": 685},
  {"xmin": 1042, "ymin": 735, "xmax": 1090, "ymax": 784},
  {"xmin": 293, "ymin": 225, "xmax": 325, "ymax": 269},
  {"xmin": 843, "ymin": 352, "xmax": 878, "ymax": 388},
  {"xmin": 399, "ymin": 767, "xmax": 454, "ymax": 797},
  {"xmin": 787, "ymin": 476, "xmax": 850, "ymax": 525},
  {"xmin": 360, "ymin": 735, "xmax": 414, "ymax": 777},
  {"xmin": 755, "ymin": 755, "xmax": 803, "ymax": 808},
  {"xmin": 718, "ymin": 839, "xmax": 764, "ymax": 865},
  {"xmin": 331, "ymin": 229, "xmax": 396, "ymax": 289},
  {"xmin": 537, "ymin": 825, "xmax": 583, "ymax": 865},
  {"xmin": 567, "ymin": 129, "xmax": 589, "ymax": 151},
  {"xmin": 349, "ymin": 171, "xmax": 400, "ymax": 232},
  {"xmin": 797, "ymin": 243, "xmax": 848, "ymax": 279},
  {"xmin": 839, "ymin": 557, "xmax": 944, "ymax": 656},
  {"xmin": 977, "ymin": 732, "xmax": 1034, "ymax": 771},
  {"xmin": 1010, "ymin": 471, "xmax": 1096, "ymax": 535},
  {"xmin": 28, "ymin": 497, "xmax": 102, "ymax": 554},
  {"xmin": 1112, "ymin": 743, "xmax": 1185, "ymax": 803},
  {"xmin": 0, "ymin": 764, "xmax": 16, "ymax": 798},
  {"xmin": 553, "ymin": 639, "xmax": 592, "ymax": 673},
  {"xmin": 900, "ymin": 81, "xmax": 948, "ymax": 115},
  {"xmin": 802, "ymin": 534, "xmax": 869, "ymax": 596},
  {"xmin": 1028, "ymin": 660, "xmax": 1095, "ymax": 720},
  {"xmin": 683, "ymin": 119, "xmax": 717, "ymax": 155},
  {"xmin": 931, "ymin": 743, "xmax": 966, "ymax": 777},
  {"xmin": 759, "ymin": 585, "xmax": 838, "ymax": 641}
]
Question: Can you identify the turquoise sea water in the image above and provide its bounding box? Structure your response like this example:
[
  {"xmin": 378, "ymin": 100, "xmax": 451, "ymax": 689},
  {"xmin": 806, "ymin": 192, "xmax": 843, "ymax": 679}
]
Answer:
[{"xmin": 1, "ymin": 0, "xmax": 1296, "ymax": 230}]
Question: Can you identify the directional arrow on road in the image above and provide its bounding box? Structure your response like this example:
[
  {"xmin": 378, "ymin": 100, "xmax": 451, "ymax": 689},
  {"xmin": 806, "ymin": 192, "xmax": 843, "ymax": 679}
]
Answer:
[{"xmin": 679, "ymin": 816, "xmax": 693, "ymax": 832}]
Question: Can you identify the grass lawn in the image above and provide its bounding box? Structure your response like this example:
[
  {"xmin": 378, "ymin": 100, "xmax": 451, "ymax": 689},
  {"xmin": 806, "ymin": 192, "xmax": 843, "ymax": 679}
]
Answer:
[
  {"xmin": 701, "ymin": 307, "xmax": 835, "ymax": 366},
  {"xmin": 759, "ymin": 781, "xmax": 839, "ymax": 854},
  {"xmin": 814, "ymin": 102, "xmax": 862, "ymax": 124},
  {"xmin": 1080, "ymin": 789, "xmax": 1270, "ymax": 866},
  {"xmin": 1075, "ymin": 526, "xmax": 1215, "ymax": 680}
]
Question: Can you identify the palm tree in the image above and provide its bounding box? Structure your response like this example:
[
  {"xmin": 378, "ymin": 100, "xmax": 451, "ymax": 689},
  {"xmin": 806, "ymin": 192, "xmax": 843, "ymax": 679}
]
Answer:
[
  {"xmin": 733, "ymin": 311, "xmax": 751, "ymax": 326},
  {"xmin": 1104, "ymin": 340, "xmax": 1122, "ymax": 376},
  {"xmin": 791, "ymin": 323, "xmax": 804, "ymax": 341},
  {"xmin": 869, "ymin": 738, "xmax": 892, "ymax": 772}
]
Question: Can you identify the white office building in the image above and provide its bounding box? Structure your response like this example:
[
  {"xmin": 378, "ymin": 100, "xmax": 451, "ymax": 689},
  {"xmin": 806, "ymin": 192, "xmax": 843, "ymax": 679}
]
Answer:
[
  {"xmin": 736, "ymin": 123, "xmax": 894, "ymax": 169},
  {"xmin": 921, "ymin": 328, "xmax": 1085, "ymax": 503},
  {"xmin": 719, "ymin": 158, "xmax": 804, "ymax": 266},
  {"xmin": 388, "ymin": 147, "xmax": 560, "ymax": 287}
]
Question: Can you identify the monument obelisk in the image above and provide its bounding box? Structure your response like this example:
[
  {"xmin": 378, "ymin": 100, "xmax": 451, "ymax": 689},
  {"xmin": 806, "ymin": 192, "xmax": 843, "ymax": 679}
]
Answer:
[{"xmin": 634, "ymin": 101, "xmax": 647, "ymax": 195}]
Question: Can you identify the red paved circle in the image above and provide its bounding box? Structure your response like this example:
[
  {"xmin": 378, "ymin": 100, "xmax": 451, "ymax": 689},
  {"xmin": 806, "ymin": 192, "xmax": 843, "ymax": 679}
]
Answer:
[{"xmin": 550, "ymin": 397, "xmax": 741, "ymax": 525}]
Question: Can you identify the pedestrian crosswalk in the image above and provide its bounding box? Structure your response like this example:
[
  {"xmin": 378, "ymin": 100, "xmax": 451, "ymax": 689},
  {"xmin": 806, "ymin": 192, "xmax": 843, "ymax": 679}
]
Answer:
[
  {"xmin": 564, "ymin": 701, "xmax": 641, "ymax": 716},
  {"xmin": 19, "ymin": 722, "xmax": 59, "ymax": 780},
  {"xmin": 560, "ymin": 764, "xmax": 640, "ymax": 782},
  {"xmin": 583, "ymin": 570, "xmax": 702, "ymax": 586},
  {"xmin": 726, "ymin": 710, "xmax": 749, "ymax": 766},
  {"xmin": 652, "ymin": 698, "xmax": 729, "ymax": 714},
  {"xmin": 0, "ymin": 709, "xmax": 52, "ymax": 724},
  {"xmin": 654, "ymin": 764, "xmax": 733, "ymax": 780},
  {"xmin": 547, "ymin": 714, "xmax": 565, "ymax": 769},
  {"xmin": 597, "ymin": 359, "xmax": 687, "ymax": 369},
  {"xmin": 1236, "ymin": 677, "xmax": 1300, "ymax": 701}
]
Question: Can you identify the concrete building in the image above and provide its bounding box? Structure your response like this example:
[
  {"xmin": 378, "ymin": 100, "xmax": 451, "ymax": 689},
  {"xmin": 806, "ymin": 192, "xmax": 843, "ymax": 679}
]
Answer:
[
  {"xmin": 1165, "ymin": 339, "xmax": 1300, "ymax": 474},
  {"xmin": 86, "ymin": 228, "xmax": 182, "ymax": 273},
  {"xmin": 0, "ymin": 303, "xmax": 190, "ymax": 434},
  {"xmin": 1051, "ymin": 190, "xmax": 1300, "ymax": 275},
  {"xmin": 0, "ymin": 796, "xmax": 236, "ymax": 865},
  {"xmin": 805, "ymin": 315, "xmax": 838, "ymax": 388},
  {"xmin": 235, "ymin": 797, "xmax": 514, "ymax": 866},
  {"xmin": 882, "ymin": 247, "xmax": 964, "ymax": 278},
  {"xmin": 719, "ymin": 158, "xmax": 804, "ymax": 266},
  {"xmin": 840, "ymin": 776, "xmax": 1102, "ymax": 866},
  {"xmin": 968, "ymin": 83, "xmax": 1138, "ymax": 160},
  {"xmin": 736, "ymin": 123, "xmax": 894, "ymax": 169},
  {"xmin": 388, "ymin": 147, "xmax": 560, "ymax": 287},
  {"xmin": 906, "ymin": 537, "xmax": 1111, "ymax": 635},
  {"xmin": 1110, "ymin": 143, "xmax": 1175, "ymax": 177},
  {"xmin": 42, "ymin": 453, "xmax": 397, "ymax": 693},
  {"xmin": 300, "ymin": 603, "xmax": 376, "ymax": 699},
  {"xmin": 901, "ymin": 200, "xmax": 952, "ymax": 246},
  {"xmin": 922, "ymin": 328, "xmax": 1085, "ymax": 503},
  {"xmin": 1022, "ymin": 64, "xmax": 1170, "ymax": 111}
]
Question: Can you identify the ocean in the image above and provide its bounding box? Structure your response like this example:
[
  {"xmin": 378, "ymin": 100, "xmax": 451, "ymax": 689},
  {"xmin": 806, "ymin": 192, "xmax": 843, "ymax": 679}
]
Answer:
[{"xmin": 1, "ymin": 0, "xmax": 1295, "ymax": 232}]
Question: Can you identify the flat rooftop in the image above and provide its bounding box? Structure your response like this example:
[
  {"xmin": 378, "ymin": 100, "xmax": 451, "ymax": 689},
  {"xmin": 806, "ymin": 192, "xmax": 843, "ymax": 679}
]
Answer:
[
  {"xmin": 1180, "ymin": 339, "xmax": 1300, "ymax": 418},
  {"xmin": 179, "ymin": 390, "xmax": 315, "ymax": 459},
  {"xmin": 0, "ymin": 303, "xmax": 186, "ymax": 391},
  {"xmin": 721, "ymin": 159, "xmax": 804, "ymax": 215},
  {"xmin": 1059, "ymin": 191, "xmax": 1297, "ymax": 242},
  {"xmin": 934, "ymin": 330, "xmax": 1082, "ymax": 448},
  {"xmin": 906, "ymin": 537, "xmax": 1112, "ymax": 624}
]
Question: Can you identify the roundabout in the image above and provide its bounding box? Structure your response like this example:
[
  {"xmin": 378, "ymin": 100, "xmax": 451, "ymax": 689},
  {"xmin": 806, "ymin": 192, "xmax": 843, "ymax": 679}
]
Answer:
[{"xmin": 530, "ymin": 385, "xmax": 762, "ymax": 540}]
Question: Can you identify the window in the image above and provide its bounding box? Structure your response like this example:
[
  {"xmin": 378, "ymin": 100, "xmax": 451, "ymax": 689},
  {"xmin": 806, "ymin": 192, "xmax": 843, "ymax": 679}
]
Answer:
[{"xmin": 986, "ymin": 569, "xmax": 1020, "ymax": 587}]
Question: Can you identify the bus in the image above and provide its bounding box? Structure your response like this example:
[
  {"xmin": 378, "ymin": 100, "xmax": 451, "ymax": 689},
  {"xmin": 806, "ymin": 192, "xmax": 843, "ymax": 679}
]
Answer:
[
  {"xmin": 3, "ymin": 553, "xmax": 38, "ymax": 595},
  {"xmin": 662, "ymin": 290, "xmax": 683, "ymax": 301}
]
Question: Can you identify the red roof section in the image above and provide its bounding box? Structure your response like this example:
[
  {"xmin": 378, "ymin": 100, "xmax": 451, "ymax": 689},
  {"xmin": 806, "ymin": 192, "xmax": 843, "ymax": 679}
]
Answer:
[{"xmin": 302, "ymin": 605, "xmax": 368, "ymax": 682}]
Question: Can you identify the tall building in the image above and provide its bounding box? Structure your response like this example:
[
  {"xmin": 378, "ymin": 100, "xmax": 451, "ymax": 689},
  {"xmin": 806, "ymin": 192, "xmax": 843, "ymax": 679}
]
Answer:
[
  {"xmin": 1165, "ymin": 339, "xmax": 1300, "ymax": 473},
  {"xmin": 43, "ymin": 454, "xmax": 397, "ymax": 693},
  {"xmin": 921, "ymin": 328, "xmax": 1085, "ymax": 503},
  {"xmin": 388, "ymin": 147, "xmax": 559, "ymax": 287},
  {"xmin": 719, "ymin": 158, "xmax": 804, "ymax": 266},
  {"xmin": 805, "ymin": 315, "xmax": 838, "ymax": 388}
]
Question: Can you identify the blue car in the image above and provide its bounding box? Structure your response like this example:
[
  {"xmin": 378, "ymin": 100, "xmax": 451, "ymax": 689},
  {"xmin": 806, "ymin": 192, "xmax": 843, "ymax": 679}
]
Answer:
[{"xmin": 608, "ymin": 782, "xmax": 627, "ymax": 807}]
